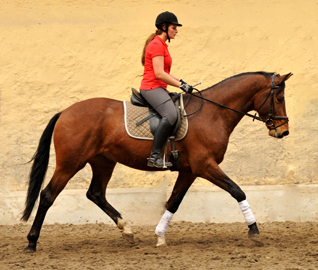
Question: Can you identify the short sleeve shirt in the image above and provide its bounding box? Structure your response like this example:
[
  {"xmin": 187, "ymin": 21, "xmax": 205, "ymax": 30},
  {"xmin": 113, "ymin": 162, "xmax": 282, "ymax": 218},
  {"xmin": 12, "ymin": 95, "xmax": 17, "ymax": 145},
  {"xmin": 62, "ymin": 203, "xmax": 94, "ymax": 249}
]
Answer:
[{"xmin": 140, "ymin": 36, "xmax": 172, "ymax": 90}]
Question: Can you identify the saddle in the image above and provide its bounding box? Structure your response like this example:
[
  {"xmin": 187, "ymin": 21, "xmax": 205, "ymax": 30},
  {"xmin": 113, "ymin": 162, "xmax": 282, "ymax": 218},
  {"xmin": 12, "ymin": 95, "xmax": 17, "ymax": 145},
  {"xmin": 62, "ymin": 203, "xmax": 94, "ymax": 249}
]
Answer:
[
  {"xmin": 125, "ymin": 88, "xmax": 188, "ymax": 171},
  {"xmin": 130, "ymin": 88, "xmax": 183, "ymax": 136}
]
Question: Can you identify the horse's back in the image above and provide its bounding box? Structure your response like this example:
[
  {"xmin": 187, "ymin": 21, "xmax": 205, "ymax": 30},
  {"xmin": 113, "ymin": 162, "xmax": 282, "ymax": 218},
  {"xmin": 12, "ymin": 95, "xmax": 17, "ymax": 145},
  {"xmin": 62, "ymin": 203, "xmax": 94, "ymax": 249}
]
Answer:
[
  {"xmin": 59, "ymin": 97, "xmax": 122, "ymax": 122},
  {"xmin": 63, "ymin": 97, "xmax": 122, "ymax": 115}
]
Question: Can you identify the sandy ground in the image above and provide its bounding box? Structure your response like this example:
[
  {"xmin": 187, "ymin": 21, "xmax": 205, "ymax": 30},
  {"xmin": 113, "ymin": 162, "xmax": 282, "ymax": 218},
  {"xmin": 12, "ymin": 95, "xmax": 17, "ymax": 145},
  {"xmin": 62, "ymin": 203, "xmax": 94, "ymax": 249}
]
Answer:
[{"xmin": 1, "ymin": 221, "xmax": 318, "ymax": 269}]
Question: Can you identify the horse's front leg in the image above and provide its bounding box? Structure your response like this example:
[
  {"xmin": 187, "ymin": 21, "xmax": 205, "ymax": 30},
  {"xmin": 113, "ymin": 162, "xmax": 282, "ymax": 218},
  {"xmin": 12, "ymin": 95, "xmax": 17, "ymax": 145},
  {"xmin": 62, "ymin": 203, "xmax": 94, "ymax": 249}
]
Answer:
[
  {"xmin": 155, "ymin": 171, "xmax": 196, "ymax": 247},
  {"xmin": 195, "ymin": 162, "xmax": 263, "ymax": 245}
]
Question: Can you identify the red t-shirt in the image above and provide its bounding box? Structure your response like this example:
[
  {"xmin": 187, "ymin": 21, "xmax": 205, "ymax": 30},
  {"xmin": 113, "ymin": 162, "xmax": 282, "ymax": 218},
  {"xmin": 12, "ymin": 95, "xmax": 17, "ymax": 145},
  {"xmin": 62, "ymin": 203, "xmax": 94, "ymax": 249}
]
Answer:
[{"xmin": 140, "ymin": 36, "xmax": 172, "ymax": 90}]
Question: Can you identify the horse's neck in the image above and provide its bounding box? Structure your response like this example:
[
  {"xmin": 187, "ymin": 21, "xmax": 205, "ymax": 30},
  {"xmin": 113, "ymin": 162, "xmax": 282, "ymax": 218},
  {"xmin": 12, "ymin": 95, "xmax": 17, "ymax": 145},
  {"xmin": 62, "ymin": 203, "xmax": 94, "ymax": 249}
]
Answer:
[
  {"xmin": 205, "ymin": 76, "xmax": 265, "ymax": 113},
  {"xmin": 202, "ymin": 76, "xmax": 266, "ymax": 131}
]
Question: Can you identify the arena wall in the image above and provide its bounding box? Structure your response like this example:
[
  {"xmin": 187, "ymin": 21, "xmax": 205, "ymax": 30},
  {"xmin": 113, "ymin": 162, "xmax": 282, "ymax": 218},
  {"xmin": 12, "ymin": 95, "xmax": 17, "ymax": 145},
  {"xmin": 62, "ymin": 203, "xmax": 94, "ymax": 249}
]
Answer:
[{"xmin": 0, "ymin": 0, "xmax": 317, "ymax": 225}]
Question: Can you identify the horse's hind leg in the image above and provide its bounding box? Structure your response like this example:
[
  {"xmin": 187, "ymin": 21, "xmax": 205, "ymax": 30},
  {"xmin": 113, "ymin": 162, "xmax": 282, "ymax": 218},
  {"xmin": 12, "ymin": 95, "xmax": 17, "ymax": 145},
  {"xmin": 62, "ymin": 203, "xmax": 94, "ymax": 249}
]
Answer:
[
  {"xmin": 25, "ymin": 168, "xmax": 77, "ymax": 252},
  {"xmin": 86, "ymin": 155, "xmax": 134, "ymax": 243}
]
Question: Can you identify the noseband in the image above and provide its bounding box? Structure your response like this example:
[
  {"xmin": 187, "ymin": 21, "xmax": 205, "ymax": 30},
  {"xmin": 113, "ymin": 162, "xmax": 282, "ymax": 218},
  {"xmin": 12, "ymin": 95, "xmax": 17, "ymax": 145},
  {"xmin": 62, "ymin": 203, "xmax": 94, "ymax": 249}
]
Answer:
[{"xmin": 185, "ymin": 74, "xmax": 289, "ymax": 131}]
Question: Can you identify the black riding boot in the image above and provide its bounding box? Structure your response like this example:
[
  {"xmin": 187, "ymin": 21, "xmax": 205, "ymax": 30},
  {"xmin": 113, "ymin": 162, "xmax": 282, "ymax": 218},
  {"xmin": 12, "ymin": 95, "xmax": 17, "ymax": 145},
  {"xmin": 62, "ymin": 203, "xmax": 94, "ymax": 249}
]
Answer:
[{"xmin": 147, "ymin": 117, "xmax": 173, "ymax": 168}]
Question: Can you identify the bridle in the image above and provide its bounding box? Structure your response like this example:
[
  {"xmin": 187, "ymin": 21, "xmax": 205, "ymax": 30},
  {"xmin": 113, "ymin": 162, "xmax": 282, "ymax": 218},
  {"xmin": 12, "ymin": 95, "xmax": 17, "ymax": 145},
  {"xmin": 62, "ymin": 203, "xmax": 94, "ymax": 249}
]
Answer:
[
  {"xmin": 254, "ymin": 74, "xmax": 289, "ymax": 130},
  {"xmin": 185, "ymin": 74, "xmax": 289, "ymax": 131}
]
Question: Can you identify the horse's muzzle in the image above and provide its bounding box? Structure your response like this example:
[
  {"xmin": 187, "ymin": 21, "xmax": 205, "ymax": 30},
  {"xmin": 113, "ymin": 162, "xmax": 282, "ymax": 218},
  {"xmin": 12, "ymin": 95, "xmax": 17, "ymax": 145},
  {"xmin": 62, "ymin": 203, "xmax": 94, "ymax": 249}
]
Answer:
[{"xmin": 269, "ymin": 128, "xmax": 289, "ymax": 138}]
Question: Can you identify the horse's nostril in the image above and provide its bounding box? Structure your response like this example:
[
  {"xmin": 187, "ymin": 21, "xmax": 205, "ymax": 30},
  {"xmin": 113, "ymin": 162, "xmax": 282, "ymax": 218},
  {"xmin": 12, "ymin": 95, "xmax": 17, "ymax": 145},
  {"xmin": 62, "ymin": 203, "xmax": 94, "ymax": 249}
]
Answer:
[{"xmin": 282, "ymin": 130, "xmax": 289, "ymax": 137}]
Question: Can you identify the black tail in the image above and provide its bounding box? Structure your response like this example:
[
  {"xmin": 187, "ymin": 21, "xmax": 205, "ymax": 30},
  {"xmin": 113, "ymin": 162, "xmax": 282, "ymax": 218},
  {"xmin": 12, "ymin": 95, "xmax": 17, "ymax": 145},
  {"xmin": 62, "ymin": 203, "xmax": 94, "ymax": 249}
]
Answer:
[{"xmin": 21, "ymin": 113, "xmax": 61, "ymax": 221}]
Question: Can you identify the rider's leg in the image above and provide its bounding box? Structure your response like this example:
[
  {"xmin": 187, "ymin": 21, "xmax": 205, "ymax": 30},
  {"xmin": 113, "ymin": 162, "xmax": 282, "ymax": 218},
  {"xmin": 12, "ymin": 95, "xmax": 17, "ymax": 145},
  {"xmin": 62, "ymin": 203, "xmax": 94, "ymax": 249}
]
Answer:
[
  {"xmin": 140, "ymin": 88, "xmax": 178, "ymax": 168},
  {"xmin": 148, "ymin": 116, "xmax": 173, "ymax": 168}
]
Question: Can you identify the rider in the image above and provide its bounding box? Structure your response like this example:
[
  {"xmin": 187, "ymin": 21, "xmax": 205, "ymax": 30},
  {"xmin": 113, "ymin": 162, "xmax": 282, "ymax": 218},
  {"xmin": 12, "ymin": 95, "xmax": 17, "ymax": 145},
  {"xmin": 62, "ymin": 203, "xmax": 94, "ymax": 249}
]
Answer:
[{"xmin": 140, "ymin": 11, "xmax": 193, "ymax": 169}]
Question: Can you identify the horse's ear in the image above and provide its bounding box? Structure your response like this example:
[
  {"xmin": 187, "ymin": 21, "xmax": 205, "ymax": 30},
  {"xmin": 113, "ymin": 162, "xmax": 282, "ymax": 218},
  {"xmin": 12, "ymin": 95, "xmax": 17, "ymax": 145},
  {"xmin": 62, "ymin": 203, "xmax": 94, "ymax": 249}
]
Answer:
[{"xmin": 275, "ymin": 72, "xmax": 293, "ymax": 85}]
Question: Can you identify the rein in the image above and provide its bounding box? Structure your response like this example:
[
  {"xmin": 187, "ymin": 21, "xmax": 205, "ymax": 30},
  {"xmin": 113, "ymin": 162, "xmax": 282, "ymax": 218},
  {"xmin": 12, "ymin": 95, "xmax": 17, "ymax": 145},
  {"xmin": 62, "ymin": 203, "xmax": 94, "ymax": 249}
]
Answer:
[{"xmin": 184, "ymin": 74, "xmax": 289, "ymax": 131}]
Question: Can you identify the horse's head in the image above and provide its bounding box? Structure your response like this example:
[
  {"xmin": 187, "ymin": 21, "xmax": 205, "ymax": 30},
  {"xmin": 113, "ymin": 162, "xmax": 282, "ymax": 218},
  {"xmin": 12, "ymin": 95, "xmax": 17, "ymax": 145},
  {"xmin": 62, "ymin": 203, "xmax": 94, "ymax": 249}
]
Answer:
[{"xmin": 254, "ymin": 73, "xmax": 293, "ymax": 138}]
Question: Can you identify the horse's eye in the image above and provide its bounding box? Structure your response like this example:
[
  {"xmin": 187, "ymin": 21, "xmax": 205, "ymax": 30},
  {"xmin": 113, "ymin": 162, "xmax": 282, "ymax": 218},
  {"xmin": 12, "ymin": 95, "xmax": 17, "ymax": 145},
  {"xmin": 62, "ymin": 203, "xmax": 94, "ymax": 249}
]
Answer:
[{"xmin": 277, "ymin": 98, "xmax": 284, "ymax": 103}]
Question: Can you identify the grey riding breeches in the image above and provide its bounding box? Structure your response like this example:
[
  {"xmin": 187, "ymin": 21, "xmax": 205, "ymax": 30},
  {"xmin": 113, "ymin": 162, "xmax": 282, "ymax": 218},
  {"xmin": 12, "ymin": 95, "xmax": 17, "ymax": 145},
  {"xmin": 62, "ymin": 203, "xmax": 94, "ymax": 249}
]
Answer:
[{"xmin": 140, "ymin": 87, "xmax": 178, "ymax": 126}]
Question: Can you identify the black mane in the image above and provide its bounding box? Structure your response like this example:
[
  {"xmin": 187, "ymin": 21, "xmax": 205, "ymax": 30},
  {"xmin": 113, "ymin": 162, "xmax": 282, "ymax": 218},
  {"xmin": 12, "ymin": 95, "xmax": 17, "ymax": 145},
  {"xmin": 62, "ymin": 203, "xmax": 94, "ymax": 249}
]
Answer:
[{"xmin": 204, "ymin": 71, "xmax": 275, "ymax": 91}]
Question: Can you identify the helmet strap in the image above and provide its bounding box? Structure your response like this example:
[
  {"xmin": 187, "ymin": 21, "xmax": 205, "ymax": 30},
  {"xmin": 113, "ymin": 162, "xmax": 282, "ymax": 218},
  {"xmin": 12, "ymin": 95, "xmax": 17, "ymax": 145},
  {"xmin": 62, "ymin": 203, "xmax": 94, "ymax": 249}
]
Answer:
[
  {"xmin": 158, "ymin": 23, "xmax": 170, "ymax": 43},
  {"xmin": 165, "ymin": 23, "xmax": 171, "ymax": 43}
]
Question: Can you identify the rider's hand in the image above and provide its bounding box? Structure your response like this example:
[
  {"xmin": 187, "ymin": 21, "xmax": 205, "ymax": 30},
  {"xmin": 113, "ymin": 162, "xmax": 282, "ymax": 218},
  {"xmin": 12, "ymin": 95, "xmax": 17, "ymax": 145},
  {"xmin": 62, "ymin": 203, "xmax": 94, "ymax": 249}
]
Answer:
[{"xmin": 179, "ymin": 79, "xmax": 193, "ymax": 94}]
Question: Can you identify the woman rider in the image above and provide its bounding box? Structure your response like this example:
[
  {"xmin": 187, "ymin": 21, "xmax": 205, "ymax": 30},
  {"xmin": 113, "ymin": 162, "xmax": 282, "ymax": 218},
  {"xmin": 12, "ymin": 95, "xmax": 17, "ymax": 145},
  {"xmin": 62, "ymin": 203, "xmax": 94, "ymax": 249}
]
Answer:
[{"xmin": 140, "ymin": 11, "xmax": 193, "ymax": 169}]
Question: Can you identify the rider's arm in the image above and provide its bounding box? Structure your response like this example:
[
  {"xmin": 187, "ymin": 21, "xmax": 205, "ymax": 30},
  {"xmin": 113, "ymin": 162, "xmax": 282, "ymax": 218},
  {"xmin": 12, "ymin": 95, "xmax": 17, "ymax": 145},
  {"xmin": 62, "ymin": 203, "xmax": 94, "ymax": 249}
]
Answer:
[
  {"xmin": 169, "ymin": 74, "xmax": 180, "ymax": 82},
  {"xmin": 152, "ymin": 56, "xmax": 181, "ymax": 88}
]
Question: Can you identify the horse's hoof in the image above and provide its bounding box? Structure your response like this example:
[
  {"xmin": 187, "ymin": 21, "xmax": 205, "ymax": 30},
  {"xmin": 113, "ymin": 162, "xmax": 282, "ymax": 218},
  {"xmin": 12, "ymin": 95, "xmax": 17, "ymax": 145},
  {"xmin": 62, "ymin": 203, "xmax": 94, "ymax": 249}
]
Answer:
[
  {"xmin": 248, "ymin": 233, "xmax": 264, "ymax": 246},
  {"xmin": 118, "ymin": 218, "xmax": 134, "ymax": 243},
  {"xmin": 156, "ymin": 235, "xmax": 167, "ymax": 247},
  {"xmin": 122, "ymin": 233, "xmax": 135, "ymax": 244},
  {"xmin": 24, "ymin": 245, "xmax": 36, "ymax": 253}
]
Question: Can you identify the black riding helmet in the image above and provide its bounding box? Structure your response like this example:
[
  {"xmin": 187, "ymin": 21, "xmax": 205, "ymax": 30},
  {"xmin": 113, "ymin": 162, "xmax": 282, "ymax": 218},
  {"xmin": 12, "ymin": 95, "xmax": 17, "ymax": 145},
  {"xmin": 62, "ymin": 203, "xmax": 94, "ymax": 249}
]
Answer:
[{"xmin": 155, "ymin": 11, "xmax": 182, "ymax": 42}]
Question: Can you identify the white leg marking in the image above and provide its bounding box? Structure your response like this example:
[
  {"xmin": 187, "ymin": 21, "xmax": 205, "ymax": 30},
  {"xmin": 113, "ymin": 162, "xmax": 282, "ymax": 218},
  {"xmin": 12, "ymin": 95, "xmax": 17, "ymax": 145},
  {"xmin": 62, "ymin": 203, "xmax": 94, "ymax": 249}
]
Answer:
[
  {"xmin": 117, "ymin": 218, "xmax": 133, "ymax": 235},
  {"xmin": 156, "ymin": 235, "xmax": 167, "ymax": 247}
]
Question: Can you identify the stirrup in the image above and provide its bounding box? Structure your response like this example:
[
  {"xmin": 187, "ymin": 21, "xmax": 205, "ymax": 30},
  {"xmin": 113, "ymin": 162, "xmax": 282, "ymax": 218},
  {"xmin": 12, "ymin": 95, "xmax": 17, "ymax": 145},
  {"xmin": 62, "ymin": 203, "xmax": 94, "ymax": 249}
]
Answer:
[{"xmin": 147, "ymin": 156, "xmax": 172, "ymax": 168}]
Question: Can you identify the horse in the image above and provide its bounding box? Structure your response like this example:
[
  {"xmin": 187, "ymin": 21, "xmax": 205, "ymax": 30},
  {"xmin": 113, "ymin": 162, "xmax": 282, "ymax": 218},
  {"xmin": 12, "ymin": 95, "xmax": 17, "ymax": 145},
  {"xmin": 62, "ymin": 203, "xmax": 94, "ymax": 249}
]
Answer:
[{"xmin": 21, "ymin": 71, "xmax": 292, "ymax": 252}]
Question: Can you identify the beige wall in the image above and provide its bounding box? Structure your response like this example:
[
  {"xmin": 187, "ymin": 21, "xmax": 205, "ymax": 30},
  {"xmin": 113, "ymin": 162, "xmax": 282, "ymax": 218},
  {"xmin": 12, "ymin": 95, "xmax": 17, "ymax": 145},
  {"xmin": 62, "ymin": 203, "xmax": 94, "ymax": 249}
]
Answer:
[{"xmin": 0, "ymin": 0, "xmax": 317, "ymax": 195}]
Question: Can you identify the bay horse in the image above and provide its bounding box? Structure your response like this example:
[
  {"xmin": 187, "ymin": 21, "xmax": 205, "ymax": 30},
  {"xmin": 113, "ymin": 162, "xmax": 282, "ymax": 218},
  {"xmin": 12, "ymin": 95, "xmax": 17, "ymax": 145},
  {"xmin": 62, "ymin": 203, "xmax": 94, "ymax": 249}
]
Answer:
[{"xmin": 21, "ymin": 71, "xmax": 292, "ymax": 252}]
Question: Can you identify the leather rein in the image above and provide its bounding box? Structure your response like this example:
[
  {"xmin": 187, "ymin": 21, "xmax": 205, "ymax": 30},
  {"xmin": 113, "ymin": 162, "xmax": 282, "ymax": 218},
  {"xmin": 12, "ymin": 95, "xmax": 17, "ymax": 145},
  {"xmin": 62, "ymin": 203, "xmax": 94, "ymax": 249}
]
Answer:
[{"xmin": 184, "ymin": 74, "xmax": 289, "ymax": 131}]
